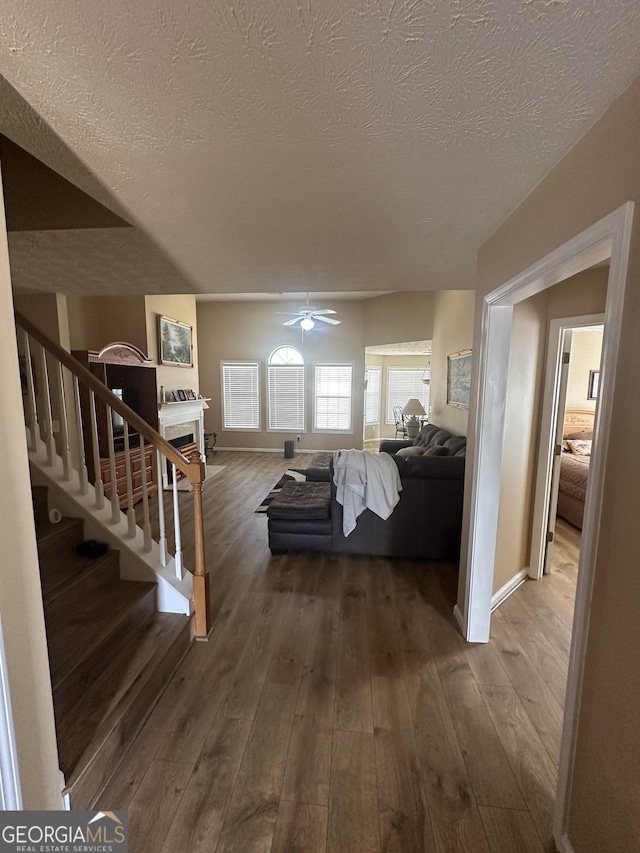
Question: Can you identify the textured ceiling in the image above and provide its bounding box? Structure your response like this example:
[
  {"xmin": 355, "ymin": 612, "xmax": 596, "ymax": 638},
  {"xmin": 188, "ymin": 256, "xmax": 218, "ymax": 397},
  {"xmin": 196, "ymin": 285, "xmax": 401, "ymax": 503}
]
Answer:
[{"xmin": 1, "ymin": 1, "xmax": 640, "ymax": 297}]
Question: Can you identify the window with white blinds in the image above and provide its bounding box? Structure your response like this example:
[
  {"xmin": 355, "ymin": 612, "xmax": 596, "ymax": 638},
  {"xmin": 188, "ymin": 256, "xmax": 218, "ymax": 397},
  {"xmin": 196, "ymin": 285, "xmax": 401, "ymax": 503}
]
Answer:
[
  {"xmin": 221, "ymin": 362, "xmax": 260, "ymax": 430},
  {"xmin": 314, "ymin": 363, "xmax": 353, "ymax": 431},
  {"xmin": 268, "ymin": 346, "xmax": 305, "ymax": 431},
  {"xmin": 364, "ymin": 366, "xmax": 381, "ymax": 425},
  {"xmin": 386, "ymin": 367, "xmax": 429, "ymax": 423}
]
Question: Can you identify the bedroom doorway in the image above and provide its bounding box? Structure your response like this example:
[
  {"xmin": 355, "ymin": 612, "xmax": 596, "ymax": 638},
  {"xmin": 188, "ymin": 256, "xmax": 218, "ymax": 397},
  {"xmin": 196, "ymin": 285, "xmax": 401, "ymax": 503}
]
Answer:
[{"xmin": 530, "ymin": 315, "xmax": 605, "ymax": 580}]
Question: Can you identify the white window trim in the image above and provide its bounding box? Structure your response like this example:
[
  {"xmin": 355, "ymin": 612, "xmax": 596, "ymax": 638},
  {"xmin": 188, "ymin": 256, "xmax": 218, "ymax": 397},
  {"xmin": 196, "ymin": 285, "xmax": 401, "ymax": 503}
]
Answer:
[
  {"xmin": 313, "ymin": 362, "xmax": 354, "ymax": 433},
  {"xmin": 220, "ymin": 361, "xmax": 261, "ymax": 431}
]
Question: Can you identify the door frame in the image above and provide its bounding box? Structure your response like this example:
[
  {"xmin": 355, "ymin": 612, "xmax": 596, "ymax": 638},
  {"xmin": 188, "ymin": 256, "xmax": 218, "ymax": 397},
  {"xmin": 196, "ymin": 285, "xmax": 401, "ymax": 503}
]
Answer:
[
  {"xmin": 529, "ymin": 313, "xmax": 604, "ymax": 580},
  {"xmin": 0, "ymin": 613, "xmax": 22, "ymax": 810},
  {"xmin": 453, "ymin": 201, "xmax": 633, "ymax": 851}
]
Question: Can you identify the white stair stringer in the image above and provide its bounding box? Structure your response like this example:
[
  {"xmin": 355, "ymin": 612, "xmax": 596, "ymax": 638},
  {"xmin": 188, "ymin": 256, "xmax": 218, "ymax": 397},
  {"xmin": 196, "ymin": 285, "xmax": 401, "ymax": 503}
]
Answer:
[{"xmin": 28, "ymin": 436, "xmax": 193, "ymax": 617}]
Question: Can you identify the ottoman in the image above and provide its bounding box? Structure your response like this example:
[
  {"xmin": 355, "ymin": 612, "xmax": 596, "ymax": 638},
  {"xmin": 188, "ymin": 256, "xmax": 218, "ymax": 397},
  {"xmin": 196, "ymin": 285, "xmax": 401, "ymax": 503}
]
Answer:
[{"xmin": 267, "ymin": 481, "xmax": 332, "ymax": 552}]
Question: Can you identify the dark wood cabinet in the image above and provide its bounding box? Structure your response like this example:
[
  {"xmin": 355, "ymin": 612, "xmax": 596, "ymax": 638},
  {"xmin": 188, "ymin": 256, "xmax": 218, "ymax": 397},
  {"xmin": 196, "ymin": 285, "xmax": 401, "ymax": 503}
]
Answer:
[{"xmin": 72, "ymin": 347, "xmax": 158, "ymax": 507}]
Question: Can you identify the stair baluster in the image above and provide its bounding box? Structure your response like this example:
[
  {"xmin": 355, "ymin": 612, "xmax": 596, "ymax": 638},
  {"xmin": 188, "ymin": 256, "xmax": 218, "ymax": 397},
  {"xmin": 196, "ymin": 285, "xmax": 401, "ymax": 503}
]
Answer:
[
  {"xmin": 105, "ymin": 405, "xmax": 120, "ymax": 525},
  {"xmin": 72, "ymin": 375, "xmax": 89, "ymax": 495},
  {"xmin": 139, "ymin": 435, "xmax": 153, "ymax": 552},
  {"xmin": 20, "ymin": 329, "xmax": 39, "ymax": 452},
  {"xmin": 88, "ymin": 390, "xmax": 105, "ymax": 509},
  {"xmin": 37, "ymin": 342, "xmax": 56, "ymax": 467},
  {"xmin": 56, "ymin": 362, "xmax": 72, "ymax": 481},
  {"xmin": 171, "ymin": 463, "xmax": 184, "ymax": 580},
  {"xmin": 123, "ymin": 422, "xmax": 137, "ymax": 538},
  {"xmin": 156, "ymin": 450, "xmax": 168, "ymax": 567}
]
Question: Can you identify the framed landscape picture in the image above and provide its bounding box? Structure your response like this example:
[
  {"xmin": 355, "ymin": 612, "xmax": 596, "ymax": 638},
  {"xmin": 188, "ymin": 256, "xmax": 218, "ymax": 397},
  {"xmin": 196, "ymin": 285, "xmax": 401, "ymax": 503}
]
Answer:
[
  {"xmin": 159, "ymin": 315, "xmax": 193, "ymax": 367},
  {"xmin": 447, "ymin": 349, "xmax": 472, "ymax": 408}
]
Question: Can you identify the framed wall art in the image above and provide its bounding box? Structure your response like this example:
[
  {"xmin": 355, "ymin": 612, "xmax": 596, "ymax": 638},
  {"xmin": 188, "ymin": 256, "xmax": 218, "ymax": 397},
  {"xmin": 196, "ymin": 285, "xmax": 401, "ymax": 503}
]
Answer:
[
  {"xmin": 447, "ymin": 349, "xmax": 472, "ymax": 408},
  {"xmin": 158, "ymin": 315, "xmax": 193, "ymax": 367},
  {"xmin": 588, "ymin": 369, "xmax": 600, "ymax": 400}
]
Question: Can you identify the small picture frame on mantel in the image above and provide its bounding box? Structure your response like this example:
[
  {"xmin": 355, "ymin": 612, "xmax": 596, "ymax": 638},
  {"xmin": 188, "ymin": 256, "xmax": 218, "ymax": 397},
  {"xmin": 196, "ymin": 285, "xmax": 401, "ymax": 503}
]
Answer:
[{"xmin": 176, "ymin": 389, "xmax": 187, "ymax": 402}]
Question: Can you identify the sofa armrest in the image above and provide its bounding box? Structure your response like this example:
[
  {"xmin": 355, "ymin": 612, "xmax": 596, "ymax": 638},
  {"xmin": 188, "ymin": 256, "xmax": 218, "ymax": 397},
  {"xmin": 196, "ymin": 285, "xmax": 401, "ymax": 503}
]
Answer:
[{"xmin": 379, "ymin": 439, "xmax": 413, "ymax": 454}]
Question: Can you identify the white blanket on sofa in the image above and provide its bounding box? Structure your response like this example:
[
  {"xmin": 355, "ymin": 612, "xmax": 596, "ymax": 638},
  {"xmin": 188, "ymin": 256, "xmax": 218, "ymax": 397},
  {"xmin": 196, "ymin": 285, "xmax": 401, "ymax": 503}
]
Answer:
[{"xmin": 332, "ymin": 450, "xmax": 402, "ymax": 536}]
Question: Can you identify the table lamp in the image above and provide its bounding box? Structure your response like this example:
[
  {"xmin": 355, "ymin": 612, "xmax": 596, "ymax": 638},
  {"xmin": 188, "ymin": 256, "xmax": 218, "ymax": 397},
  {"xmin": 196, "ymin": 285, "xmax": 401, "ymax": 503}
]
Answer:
[{"xmin": 402, "ymin": 398, "xmax": 427, "ymax": 438}]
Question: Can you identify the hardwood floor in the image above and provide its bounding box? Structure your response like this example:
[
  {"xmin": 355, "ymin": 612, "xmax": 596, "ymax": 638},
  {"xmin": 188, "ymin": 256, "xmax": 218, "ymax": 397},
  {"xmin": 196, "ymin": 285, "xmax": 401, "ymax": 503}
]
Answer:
[{"xmin": 108, "ymin": 453, "xmax": 580, "ymax": 852}]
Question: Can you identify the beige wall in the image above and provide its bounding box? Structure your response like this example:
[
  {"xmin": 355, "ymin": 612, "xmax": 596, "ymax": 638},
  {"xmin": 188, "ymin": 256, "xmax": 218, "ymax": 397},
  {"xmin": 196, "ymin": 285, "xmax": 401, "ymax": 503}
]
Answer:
[
  {"xmin": 364, "ymin": 292, "xmax": 434, "ymax": 346},
  {"xmin": 197, "ymin": 299, "xmax": 366, "ymax": 452},
  {"xmin": 566, "ymin": 329, "xmax": 603, "ymax": 413},
  {"xmin": 492, "ymin": 291, "xmax": 547, "ymax": 594},
  {"xmin": 1, "ymin": 171, "xmax": 61, "ymax": 807},
  {"xmin": 144, "ymin": 294, "xmax": 199, "ymax": 398},
  {"xmin": 429, "ymin": 290, "xmax": 475, "ymax": 436},
  {"xmin": 465, "ymin": 74, "xmax": 640, "ymax": 851}
]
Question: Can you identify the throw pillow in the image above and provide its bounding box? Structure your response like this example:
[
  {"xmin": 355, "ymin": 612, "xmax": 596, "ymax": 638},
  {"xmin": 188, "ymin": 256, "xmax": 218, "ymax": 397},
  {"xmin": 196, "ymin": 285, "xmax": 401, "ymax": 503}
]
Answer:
[
  {"xmin": 566, "ymin": 439, "xmax": 592, "ymax": 456},
  {"xmin": 423, "ymin": 445, "xmax": 448, "ymax": 457},
  {"xmin": 397, "ymin": 446, "xmax": 426, "ymax": 458}
]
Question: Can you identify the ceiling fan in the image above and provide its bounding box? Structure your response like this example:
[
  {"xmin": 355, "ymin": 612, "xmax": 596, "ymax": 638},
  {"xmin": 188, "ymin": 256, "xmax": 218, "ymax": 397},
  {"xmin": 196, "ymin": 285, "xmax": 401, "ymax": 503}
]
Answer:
[{"xmin": 277, "ymin": 294, "xmax": 341, "ymax": 330}]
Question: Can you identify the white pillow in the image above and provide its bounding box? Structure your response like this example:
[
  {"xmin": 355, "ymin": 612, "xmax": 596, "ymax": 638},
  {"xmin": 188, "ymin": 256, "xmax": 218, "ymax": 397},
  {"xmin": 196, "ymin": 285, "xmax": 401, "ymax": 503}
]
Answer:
[
  {"xmin": 566, "ymin": 439, "xmax": 592, "ymax": 456},
  {"xmin": 397, "ymin": 446, "xmax": 426, "ymax": 458}
]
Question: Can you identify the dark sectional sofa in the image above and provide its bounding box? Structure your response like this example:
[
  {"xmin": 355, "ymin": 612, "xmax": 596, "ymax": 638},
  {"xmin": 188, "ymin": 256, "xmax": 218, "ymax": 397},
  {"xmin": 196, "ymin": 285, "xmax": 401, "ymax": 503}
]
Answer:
[{"xmin": 267, "ymin": 423, "xmax": 466, "ymax": 561}]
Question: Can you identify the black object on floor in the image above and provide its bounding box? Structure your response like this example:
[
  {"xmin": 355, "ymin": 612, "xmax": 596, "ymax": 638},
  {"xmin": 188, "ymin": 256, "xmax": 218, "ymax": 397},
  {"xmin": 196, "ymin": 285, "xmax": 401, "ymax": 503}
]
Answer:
[{"xmin": 76, "ymin": 540, "xmax": 109, "ymax": 559}]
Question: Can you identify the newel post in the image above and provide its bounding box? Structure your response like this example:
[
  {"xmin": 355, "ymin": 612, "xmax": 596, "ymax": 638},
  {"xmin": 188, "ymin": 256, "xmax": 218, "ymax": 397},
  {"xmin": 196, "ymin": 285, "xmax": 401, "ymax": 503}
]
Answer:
[{"xmin": 188, "ymin": 450, "xmax": 211, "ymax": 638}]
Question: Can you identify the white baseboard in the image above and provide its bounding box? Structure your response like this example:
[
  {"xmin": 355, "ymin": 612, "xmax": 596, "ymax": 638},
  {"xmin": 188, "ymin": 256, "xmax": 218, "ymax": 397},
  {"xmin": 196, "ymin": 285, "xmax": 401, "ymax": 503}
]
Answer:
[
  {"xmin": 491, "ymin": 568, "xmax": 528, "ymax": 611},
  {"xmin": 453, "ymin": 604, "xmax": 465, "ymax": 635}
]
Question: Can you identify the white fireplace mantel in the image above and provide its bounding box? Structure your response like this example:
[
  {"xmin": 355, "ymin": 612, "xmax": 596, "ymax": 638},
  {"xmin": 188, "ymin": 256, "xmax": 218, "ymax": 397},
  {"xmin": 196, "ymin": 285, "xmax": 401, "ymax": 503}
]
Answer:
[{"xmin": 157, "ymin": 399, "xmax": 211, "ymax": 487}]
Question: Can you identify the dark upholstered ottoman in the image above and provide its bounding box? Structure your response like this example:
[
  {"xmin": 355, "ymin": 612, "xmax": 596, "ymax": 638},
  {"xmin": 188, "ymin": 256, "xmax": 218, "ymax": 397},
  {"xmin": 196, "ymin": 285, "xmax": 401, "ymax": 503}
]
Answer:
[
  {"xmin": 267, "ymin": 481, "xmax": 332, "ymax": 552},
  {"xmin": 301, "ymin": 452, "xmax": 333, "ymax": 482}
]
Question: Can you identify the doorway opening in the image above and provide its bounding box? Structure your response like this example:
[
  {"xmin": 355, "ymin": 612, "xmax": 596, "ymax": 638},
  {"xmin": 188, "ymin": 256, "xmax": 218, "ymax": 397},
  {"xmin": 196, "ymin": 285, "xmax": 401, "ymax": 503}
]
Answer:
[
  {"xmin": 457, "ymin": 201, "xmax": 633, "ymax": 850},
  {"xmin": 530, "ymin": 315, "xmax": 604, "ymax": 581}
]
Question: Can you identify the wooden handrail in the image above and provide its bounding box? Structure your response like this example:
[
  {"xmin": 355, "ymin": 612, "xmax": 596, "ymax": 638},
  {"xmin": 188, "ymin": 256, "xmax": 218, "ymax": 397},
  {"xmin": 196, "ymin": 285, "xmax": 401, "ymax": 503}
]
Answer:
[
  {"xmin": 17, "ymin": 309, "xmax": 210, "ymax": 637},
  {"xmin": 15, "ymin": 311, "xmax": 193, "ymax": 478}
]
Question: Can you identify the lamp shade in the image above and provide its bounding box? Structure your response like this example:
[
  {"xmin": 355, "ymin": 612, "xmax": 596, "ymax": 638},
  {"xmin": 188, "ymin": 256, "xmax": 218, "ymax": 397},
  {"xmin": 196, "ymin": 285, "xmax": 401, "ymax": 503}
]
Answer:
[{"xmin": 403, "ymin": 398, "xmax": 426, "ymax": 417}]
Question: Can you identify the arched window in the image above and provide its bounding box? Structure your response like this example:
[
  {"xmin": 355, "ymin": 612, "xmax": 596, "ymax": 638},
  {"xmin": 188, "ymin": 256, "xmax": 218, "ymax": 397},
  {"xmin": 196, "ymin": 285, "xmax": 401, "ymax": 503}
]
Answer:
[{"xmin": 268, "ymin": 346, "xmax": 305, "ymax": 431}]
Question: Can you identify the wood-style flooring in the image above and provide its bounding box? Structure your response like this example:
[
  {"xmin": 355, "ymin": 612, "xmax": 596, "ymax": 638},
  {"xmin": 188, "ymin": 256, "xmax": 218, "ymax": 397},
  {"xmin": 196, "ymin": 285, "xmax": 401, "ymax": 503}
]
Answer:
[{"xmin": 110, "ymin": 452, "xmax": 580, "ymax": 852}]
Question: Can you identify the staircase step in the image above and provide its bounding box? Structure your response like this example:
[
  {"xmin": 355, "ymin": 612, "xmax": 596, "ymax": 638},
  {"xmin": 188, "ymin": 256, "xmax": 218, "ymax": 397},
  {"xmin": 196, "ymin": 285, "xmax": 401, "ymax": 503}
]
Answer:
[
  {"xmin": 46, "ymin": 580, "xmax": 157, "ymax": 685},
  {"xmin": 36, "ymin": 516, "xmax": 85, "ymax": 564},
  {"xmin": 32, "ymin": 485, "xmax": 49, "ymax": 528},
  {"xmin": 66, "ymin": 615, "xmax": 192, "ymax": 809},
  {"xmin": 42, "ymin": 548, "xmax": 121, "ymax": 607},
  {"xmin": 57, "ymin": 613, "xmax": 190, "ymax": 778}
]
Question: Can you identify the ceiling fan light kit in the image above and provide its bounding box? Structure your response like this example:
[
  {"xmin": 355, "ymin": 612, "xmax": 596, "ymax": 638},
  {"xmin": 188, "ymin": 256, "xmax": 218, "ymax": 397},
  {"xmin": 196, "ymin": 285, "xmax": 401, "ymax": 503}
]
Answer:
[{"xmin": 277, "ymin": 294, "xmax": 342, "ymax": 332}]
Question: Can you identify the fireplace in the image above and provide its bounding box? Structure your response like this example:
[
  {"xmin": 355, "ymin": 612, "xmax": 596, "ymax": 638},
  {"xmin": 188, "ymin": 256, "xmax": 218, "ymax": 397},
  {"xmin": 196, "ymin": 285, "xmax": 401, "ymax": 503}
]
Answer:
[
  {"xmin": 166, "ymin": 433, "xmax": 195, "ymax": 484},
  {"xmin": 157, "ymin": 397, "xmax": 210, "ymax": 489}
]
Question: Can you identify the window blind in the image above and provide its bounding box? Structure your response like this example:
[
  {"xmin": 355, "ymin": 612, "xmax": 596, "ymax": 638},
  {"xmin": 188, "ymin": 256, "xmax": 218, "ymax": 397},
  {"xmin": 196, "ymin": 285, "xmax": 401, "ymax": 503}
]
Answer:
[
  {"xmin": 221, "ymin": 362, "xmax": 260, "ymax": 430},
  {"xmin": 364, "ymin": 366, "xmax": 381, "ymax": 425},
  {"xmin": 386, "ymin": 367, "xmax": 429, "ymax": 423},
  {"xmin": 315, "ymin": 363, "xmax": 352, "ymax": 431},
  {"xmin": 268, "ymin": 365, "xmax": 305, "ymax": 430}
]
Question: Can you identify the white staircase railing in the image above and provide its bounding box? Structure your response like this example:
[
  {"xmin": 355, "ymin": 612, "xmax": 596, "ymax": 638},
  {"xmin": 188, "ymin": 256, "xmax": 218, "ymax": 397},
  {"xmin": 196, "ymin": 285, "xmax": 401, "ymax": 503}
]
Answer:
[{"xmin": 15, "ymin": 312, "xmax": 211, "ymax": 638}]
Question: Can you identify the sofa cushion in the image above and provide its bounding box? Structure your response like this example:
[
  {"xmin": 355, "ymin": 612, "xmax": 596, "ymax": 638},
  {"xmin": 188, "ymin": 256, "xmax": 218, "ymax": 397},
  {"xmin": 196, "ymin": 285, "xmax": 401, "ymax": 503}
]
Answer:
[
  {"xmin": 397, "ymin": 445, "xmax": 426, "ymax": 458},
  {"xmin": 267, "ymin": 481, "xmax": 331, "ymax": 520},
  {"xmin": 403, "ymin": 455, "xmax": 466, "ymax": 480},
  {"xmin": 443, "ymin": 436, "xmax": 466, "ymax": 457},
  {"xmin": 423, "ymin": 445, "xmax": 448, "ymax": 457}
]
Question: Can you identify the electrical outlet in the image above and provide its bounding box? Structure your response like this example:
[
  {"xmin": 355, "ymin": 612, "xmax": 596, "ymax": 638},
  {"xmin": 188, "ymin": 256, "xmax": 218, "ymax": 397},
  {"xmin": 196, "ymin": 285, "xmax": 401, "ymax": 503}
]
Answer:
[
  {"xmin": 297, "ymin": 435, "xmax": 301, "ymax": 442},
  {"xmin": 52, "ymin": 420, "xmax": 60, "ymax": 434}
]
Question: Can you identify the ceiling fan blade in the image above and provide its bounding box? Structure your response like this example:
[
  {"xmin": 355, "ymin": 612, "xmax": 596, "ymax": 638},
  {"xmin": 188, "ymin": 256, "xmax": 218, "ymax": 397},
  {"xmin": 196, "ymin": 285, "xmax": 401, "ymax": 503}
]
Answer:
[
  {"xmin": 275, "ymin": 312, "xmax": 301, "ymax": 316},
  {"xmin": 310, "ymin": 309, "xmax": 336, "ymax": 316},
  {"xmin": 282, "ymin": 318, "xmax": 300, "ymax": 326},
  {"xmin": 314, "ymin": 315, "xmax": 341, "ymax": 325}
]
